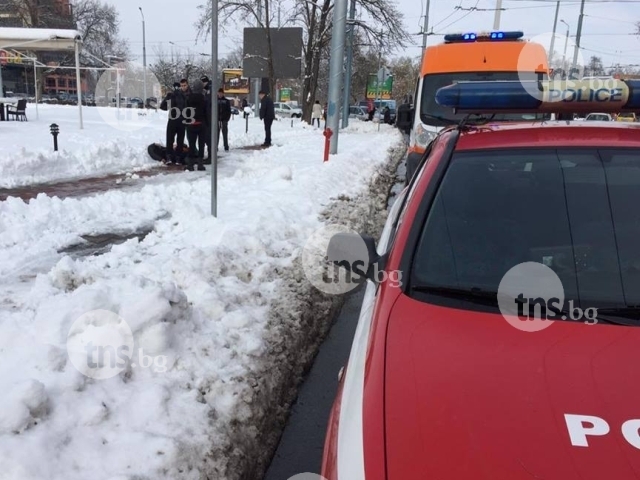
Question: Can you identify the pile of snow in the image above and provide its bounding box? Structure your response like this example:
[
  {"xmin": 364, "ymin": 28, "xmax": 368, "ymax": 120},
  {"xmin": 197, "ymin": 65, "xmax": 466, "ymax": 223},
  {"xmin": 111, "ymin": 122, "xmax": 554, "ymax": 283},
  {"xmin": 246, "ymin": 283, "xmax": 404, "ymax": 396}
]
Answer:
[
  {"xmin": 0, "ymin": 104, "xmax": 283, "ymax": 188},
  {"xmin": 0, "ymin": 104, "xmax": 404, "ymax": 479}
]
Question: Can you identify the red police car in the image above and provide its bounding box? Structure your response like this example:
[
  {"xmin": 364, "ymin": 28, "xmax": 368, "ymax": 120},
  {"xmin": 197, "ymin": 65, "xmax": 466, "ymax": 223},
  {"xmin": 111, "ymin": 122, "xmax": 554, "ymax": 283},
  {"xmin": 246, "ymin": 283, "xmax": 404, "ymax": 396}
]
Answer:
[{"xmin": 320, "ymin": 79, "xmax": 640, "ymax": 480}]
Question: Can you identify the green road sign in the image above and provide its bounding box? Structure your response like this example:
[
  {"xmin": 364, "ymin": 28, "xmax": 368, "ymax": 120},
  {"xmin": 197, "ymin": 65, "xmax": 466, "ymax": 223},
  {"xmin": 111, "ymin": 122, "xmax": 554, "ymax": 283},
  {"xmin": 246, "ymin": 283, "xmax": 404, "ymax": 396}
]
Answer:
[{"xmin": 366, "ymin": 73, "xmax": 393, "ymax": 100}]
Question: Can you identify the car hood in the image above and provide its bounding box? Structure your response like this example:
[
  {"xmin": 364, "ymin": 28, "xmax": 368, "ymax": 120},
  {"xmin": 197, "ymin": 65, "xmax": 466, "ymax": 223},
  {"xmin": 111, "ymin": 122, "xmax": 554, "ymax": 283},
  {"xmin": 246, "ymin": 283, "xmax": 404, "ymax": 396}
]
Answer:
[{"xmin": 384, "ymin": 294, "xmax": 640, "ymax": 480}]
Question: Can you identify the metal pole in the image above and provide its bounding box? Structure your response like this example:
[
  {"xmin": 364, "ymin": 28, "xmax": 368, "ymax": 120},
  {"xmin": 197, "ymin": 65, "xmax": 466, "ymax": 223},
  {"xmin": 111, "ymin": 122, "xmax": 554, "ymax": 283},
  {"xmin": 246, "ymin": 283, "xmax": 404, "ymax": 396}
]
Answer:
[
  {"xmin": 571, "ymin": 0, "xmax": 585, "ymax": 78},
  {"xmin": 326, "ymin": 0, "xmax": 348, "ymax": 154},
  {"xmin": 561, "ymin": 21, "xmax": 569, "ymax": 76},
  {"xmin": 422, "ymin": 0, "xmax": 430, "ymax": 50},
  {"xmin": 254, "ymin": 2, "xmax": 262, "ymax": 117},
  {"xmin": 493, "ymin": 0, "xmax": 503, "ymax": 30},
  {"xmin": 549, "ymin": 1, "xmax": 560, "ymax": 66},
  {"xmin": 0, "ymin": 61, "xmax": 4, "ymax": 98},
  {"xmin": 33, "ymin": 58, "xmax": 38, "ymax": 119},
  {"xmin": 341, "ymin": 0, "xmax": 356, "ymax": 129},
  {"xmin": 75, "ymin": 40, "xmax": 84, "ymax": 129},
  {"xmin": 211, "ymin": 0, "xmax": 219, "ymax": 217},
  {"xmin": 139, "ymin": 7, "xmax": 147, "ymax": 108},
  {"xmin": 116, "ymin": 67, "xmax": 120, "ymax": 112},
  {"xmin": 376, "ymin": 32, "xmax": 382, "ymax": 132}
]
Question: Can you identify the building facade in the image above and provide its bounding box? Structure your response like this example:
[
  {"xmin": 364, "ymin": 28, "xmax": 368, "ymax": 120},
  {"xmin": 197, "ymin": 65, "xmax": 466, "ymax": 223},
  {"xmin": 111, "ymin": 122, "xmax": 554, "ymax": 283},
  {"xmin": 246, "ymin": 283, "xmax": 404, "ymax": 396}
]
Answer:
[{"xmin": 0, "ymin": 0, "xmax": 85, "ymax": 96}]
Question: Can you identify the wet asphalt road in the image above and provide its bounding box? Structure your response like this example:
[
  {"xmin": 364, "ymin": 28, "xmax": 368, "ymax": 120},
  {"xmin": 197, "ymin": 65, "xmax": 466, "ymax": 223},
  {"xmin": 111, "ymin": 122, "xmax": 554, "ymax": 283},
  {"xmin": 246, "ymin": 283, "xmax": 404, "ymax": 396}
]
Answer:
[
  {"xmin": 262, "ymin": 157, "xmax": 406, "ymax": 480},
  {"xmin": 262, "ymin": 288, "xmax": 365, "ymax": 480}
]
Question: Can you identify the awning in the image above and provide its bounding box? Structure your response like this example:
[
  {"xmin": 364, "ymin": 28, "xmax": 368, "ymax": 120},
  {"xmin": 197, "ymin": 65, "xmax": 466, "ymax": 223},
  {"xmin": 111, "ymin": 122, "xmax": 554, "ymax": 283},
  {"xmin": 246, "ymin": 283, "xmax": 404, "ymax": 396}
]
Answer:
[{"xmin": 0, "ymin": 28, "xmax": 81, "ymax": 51}]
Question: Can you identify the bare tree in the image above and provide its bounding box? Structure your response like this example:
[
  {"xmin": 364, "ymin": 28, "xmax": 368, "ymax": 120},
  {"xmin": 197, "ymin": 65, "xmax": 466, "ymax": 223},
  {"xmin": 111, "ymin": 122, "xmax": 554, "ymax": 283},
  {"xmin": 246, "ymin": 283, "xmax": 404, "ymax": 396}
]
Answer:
[
  {"xmin": 149, "ymin": 46, "xmax": 212, "ymax": 89},
  {"xmin": 74, "ymin": 0, "xmax": 129, "ymax": 63},
  {"xmin": 289, "ymin": 0, "xmax": 411, "ymax": 121},
  {"xmin": 196, "ymin": 0, "xmax": 412, "ymax": 121},
  {"xmin": 387, "ymin": 55, "xmax": 420, "ymax": 103},
  {"xmin": 220, "ymin": 46, "xmax": 244, "ymax": 70},
  {"xmin": 196, "ymin": 0, "xmax": 278, "ymax": 97}
]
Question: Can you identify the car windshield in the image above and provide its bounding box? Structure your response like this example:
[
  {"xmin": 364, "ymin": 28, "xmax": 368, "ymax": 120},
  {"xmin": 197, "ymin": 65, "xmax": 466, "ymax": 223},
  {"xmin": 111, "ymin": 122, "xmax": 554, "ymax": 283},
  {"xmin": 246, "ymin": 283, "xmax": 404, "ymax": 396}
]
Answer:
[
  {"xmin": 410, "ymin": 147, "xmax": 640, "ymax": 312},
  {"xmin": 619, "ymin": 113, "xmax": 634, "ymax": 118},
  {"xmin": 420, "ymin": 71, "xmax": 551, "ymax": 126},
  {"xmin": 587, "ymin": 114, "xmax": 610, "ymax": 121}
]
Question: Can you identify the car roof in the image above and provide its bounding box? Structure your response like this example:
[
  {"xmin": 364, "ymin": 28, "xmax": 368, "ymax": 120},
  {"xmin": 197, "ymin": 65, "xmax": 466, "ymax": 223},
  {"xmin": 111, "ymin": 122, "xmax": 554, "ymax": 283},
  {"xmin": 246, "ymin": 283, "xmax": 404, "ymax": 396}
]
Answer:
[{"xmin": 454, "ymin": 121, "xmax": 640, "ymax": 151}]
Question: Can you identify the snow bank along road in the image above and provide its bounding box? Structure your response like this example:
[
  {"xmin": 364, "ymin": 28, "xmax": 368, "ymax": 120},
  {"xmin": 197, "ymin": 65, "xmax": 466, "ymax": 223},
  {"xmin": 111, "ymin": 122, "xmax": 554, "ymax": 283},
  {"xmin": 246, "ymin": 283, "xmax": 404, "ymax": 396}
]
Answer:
[{"xmin": 0, "ymin": 104, "xmax": 405, "ymax": 480}]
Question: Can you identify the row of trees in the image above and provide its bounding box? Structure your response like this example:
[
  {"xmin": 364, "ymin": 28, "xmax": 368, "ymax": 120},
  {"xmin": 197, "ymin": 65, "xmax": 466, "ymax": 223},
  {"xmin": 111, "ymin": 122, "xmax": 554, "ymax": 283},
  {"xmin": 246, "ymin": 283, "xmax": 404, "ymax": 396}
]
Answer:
[
  {"xmin": 192, "ymin": 0, "xmax": 416, "ymax": 122},
  {"xmin": 550, "ymin": 54, "xmax": 640, "ymax": 79}
]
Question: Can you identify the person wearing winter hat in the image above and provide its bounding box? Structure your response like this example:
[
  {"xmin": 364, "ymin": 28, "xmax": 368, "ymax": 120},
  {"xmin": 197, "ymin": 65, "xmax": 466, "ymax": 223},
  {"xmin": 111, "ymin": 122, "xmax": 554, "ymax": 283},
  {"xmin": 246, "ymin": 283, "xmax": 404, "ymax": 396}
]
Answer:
[
  {"xmin": 201, "ymin": 76, "xmax": 213, "ymax": 161},
  {"xmin": 183, "ymin": 79, "xmax": 207, "ymax": 171},
  {"xmin": 217, "ymin": 87, "xmax": 232, "ymax": 151},
  {"xmin": 159, "ymin": 80, "xmax": 187, "ymax": 164}
]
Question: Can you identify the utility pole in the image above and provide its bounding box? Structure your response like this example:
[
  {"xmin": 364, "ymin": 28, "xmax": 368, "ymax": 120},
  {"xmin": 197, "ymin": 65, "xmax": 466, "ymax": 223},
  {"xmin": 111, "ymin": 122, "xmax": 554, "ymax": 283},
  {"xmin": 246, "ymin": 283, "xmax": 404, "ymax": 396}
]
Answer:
[
  {"xmin": 561, "ymin": 20, "xmax": 570, "ymax": 78},
  {"xmin": 422, "ymin": 0, "xmax": 430, "ymax": 51},
  {"xmin": 254, "ymin": 1, "xmax": 262, "ymax": 117},
  {"xmin": 139, "ymin": 7, "xmax": 147, "ymax": 108},
  {"xmin": 341, "ymin": 0, "xmax": 356, "ymax": 129},
  {"xmin": 326, "ymin": 0, "xmax": 348, "ymax": 154},
  {"xmin": 493, "ymin": 0, "xmax": 503, "ymax": 30},
  {"xmin": 211, "ymin": 0, "xmax": 219, "ymax": 217},
  {"xmin": 571, "ymin": 0, "xmax": 586, "ymax": 79},
  {"xmin": 376, "ymin": 31, "xmax": 383, "ymax": 132},
  {"xmin": 549, "ymin": 1, "xmax": 560, "ymax": 67}
]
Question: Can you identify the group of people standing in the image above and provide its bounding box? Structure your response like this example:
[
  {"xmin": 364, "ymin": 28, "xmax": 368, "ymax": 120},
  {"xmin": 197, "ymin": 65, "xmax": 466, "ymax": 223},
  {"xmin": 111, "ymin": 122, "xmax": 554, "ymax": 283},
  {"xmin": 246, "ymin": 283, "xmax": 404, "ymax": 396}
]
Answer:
[{"xmin": 160, "ymin": 76, "xmax": 232, "ymax": 171}]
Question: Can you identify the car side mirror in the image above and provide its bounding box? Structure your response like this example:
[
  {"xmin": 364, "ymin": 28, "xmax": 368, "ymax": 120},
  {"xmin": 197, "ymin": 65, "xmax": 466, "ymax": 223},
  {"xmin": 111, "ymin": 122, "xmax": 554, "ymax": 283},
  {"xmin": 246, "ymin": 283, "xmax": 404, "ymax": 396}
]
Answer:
[{"xmin": 327, "ymin": 232, "xmax": 385, "ymax": 283}]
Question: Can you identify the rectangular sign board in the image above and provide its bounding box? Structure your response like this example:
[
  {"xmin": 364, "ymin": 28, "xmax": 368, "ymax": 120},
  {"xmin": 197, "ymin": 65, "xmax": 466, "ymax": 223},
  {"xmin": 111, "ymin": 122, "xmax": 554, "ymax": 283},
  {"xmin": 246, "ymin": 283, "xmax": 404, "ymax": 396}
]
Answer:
[{"xmin": 243, "ymin": 28, "xmax": 303, "ymax": 79}]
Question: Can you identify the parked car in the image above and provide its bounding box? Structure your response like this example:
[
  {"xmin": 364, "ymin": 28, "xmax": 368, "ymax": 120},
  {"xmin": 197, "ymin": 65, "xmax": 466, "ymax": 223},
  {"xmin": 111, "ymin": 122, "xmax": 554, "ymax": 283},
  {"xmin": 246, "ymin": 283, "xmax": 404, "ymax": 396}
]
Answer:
[
  {"xmin": 348, "ymin": 105, "xmax": 368, "ymax": 121},
  {"xmin": 616, "ymin": 112, "xmax": 637, "ymax": 122},
  {"xmin": 274, "ymin": 102, "xmax": 302, "ymax": 118},
  {"xmin": 321, "ymin": 79, "xmax": 640, "ymax": 480},
  {"xmin": 585, "ymin": 113, "xmax": 612, "ymax": 121},
  {"xmin": 129, "ymin": 97, "xmax": 144, "ymax": 108}
]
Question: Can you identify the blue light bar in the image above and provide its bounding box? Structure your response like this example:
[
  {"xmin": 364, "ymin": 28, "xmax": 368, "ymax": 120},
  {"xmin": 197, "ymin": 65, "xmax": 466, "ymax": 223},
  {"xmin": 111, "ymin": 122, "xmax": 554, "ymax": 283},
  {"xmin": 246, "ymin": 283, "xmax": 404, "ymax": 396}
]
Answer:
[
  {"xmin": 435, "ymin": 79, "xmax": 640, "ymax": 114},
  {"xmin": 443, "ymin": 31, "xmax": 523, "ymax": 43}
]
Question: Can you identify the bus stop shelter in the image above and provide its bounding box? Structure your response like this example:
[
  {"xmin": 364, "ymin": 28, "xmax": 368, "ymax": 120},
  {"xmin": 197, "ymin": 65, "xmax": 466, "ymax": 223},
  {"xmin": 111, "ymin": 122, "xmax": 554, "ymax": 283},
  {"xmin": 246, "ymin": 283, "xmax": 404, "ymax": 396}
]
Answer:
[{"xmin": 0, "ymin": 28, "xmax": 84, "ymax": 128}]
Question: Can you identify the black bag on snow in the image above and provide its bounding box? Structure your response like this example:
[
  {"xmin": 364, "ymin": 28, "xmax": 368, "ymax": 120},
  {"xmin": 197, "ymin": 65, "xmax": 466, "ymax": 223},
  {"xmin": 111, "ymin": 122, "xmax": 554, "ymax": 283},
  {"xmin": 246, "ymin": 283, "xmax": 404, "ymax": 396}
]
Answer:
[{"xmin": 147, "ymin": 143, "xmax": 167, "ymax": 161}]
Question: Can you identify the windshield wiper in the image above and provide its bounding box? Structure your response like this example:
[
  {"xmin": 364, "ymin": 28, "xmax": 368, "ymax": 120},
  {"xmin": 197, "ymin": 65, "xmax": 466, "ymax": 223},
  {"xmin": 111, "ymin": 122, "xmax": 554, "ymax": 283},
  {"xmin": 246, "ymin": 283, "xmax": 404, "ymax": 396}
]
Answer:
[
  {"xmin": 421, "ymin": 113, "xmax": 459, "ymax": 126},
  {"xmin": 411, "ymin": 285, "xmax": 498, "ymax": 306},
  {"xmin": 411, "ymin": 286, "xmax": 638, "ymax": 327},
  {"xmin": 595, "ymin": 307, "xmax": 640, "ymax": 323}
]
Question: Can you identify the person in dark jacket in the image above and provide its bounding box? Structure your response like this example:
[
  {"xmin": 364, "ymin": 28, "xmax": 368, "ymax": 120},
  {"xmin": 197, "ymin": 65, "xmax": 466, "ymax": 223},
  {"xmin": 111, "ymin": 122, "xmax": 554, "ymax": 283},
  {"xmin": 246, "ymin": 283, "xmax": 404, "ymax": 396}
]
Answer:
[
  {"xmin": 258, "ymin": 90, "xmax": 275, "ymax": 147},
  {"xmin": 383, "ymin": 106, "xmax": 391, "ymax": 125},
  {"xmin": 217, "ymin": 88, "xmax": 232, "ymax": 151},
  {"xmin": 395, "ymin": 98, "xmax": 413, "ymax": 143},
  {"xmin": 201, "ymin": 76, "xmax": 213, "ymax": 161},
  {"xmin": 159, "ymin": 81, "xmax": 187, "ymax": 164},
  {"xmin": 184, "ymin": 79, "xmax": 207, "ymax": 171}
]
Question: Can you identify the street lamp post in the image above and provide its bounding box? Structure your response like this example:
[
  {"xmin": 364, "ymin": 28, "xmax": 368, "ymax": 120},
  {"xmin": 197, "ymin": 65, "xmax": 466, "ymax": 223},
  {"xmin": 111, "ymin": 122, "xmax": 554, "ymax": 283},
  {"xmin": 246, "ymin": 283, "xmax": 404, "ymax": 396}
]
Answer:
[
  {"xmin": 493, "ymin": 0, "xmax": 503, "ymax": 30},
  {"xmin": 549, "ymin": 1, "xmax": 560, "ymax": 66},
  {"xmin": 139, "ymin": 7, "xmax": 147, "ymax": 108},
  {"xmin": 561, "ymin": 20, "xmax": 570, "ymax": 78}
]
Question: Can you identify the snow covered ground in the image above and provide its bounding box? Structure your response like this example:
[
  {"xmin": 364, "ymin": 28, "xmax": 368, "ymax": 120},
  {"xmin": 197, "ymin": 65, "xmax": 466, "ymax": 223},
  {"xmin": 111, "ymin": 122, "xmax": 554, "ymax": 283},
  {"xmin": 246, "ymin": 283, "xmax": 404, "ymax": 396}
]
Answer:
[
  {"xmin": 0, "ymin": 103, "xmax": 271, "ymax": 188},
  {"xmin": 0, "ymin": 104, "xmax": 404, "ymax": 479}
]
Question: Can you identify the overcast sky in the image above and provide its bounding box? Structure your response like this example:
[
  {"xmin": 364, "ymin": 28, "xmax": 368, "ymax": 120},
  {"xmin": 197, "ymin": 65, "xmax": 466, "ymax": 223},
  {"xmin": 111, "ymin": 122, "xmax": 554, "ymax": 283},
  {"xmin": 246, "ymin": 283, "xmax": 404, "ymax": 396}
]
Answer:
[{"xmin": 118, "ymin": 0, "xmax": 640, "ymax": 69}]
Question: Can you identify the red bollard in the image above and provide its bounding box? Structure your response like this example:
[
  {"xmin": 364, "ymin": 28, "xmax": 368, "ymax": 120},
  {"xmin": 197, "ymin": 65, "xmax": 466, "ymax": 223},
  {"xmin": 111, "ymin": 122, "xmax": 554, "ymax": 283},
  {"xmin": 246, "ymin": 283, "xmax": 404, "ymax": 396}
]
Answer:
[{"xmin": 323, "ymin": 128, "xmax": 333, "ymax": 162}]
